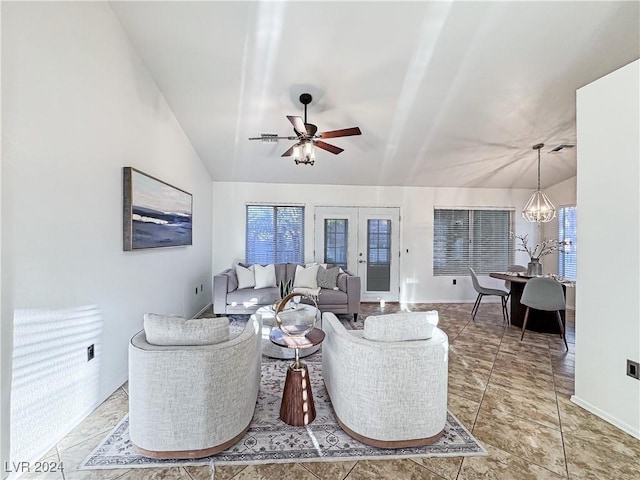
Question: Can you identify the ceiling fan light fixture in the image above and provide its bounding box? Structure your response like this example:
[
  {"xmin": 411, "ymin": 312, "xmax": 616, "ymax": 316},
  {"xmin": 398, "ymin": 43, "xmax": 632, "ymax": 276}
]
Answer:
[
  {"xmin": 522, "ymin": 143, "xmax": 556, "ymax": 223},
  {"xmin": 294, "ymin": 141, "xmax": 315, "ymax": 165}
]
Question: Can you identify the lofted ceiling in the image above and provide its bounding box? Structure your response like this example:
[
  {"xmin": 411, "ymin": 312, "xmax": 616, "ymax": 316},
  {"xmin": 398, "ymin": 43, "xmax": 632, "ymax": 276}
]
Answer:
[{"xmin": 110, "ymin": 1, "xmax": 639, "ymax": 188}]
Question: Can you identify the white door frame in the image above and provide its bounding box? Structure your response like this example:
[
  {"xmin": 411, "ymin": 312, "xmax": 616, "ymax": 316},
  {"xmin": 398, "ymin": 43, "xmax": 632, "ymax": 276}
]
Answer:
[{"xmin": 314, "ymin": 206, "xmax": 400, "ymax": 302}]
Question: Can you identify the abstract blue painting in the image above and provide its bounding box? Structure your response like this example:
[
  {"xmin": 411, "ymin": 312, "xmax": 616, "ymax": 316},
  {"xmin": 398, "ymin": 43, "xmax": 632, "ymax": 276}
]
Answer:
[{"xmin": 123, "ymin": 167, "xmax": 192, "ymax": 250}]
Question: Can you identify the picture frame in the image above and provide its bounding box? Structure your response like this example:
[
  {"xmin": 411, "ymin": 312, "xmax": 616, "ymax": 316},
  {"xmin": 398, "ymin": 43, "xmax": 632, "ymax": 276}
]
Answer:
[{"xmin": 123, "ymin": 167, "xmax": 193, "ymax": 250}]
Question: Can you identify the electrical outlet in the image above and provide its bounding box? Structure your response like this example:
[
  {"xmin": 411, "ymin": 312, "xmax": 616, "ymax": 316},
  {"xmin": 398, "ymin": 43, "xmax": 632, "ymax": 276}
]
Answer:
[
  {"xmin": 201, "ymin": 284, "xmax": 204, "ymax": 292},
  {"xmin": 87, "ymin": 344, "xmax": 95, "ymax": 362},
  {"xmin": 452, "ymin": 279, "xmax": 457, "ymax": 285},
  {"xmin": 627, "ymin": 360, "xmax": 640, "ymax": 380},
  {"xmin": 195, "ymin": 287, "xmax": 198, "ymax": 295}
]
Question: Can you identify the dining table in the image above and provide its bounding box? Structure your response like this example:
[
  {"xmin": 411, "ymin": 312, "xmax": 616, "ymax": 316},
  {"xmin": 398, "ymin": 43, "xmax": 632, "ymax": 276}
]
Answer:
[{"xmin": 489, "ymin": 272, "xmax": 575, "ymax": 333}]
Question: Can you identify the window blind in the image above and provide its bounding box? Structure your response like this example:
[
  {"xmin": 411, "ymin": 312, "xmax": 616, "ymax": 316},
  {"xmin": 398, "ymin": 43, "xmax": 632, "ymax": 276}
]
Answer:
[
  {"xmin": 246, "ymin": 205, "xmax": 304, "ymax": 264},
  {"xmin": 434, "ymin": 208, "xmax": 514, "ymax": 275},
  {"xmin": 558, "ymin": 206, "xmax": 577, "ymax": 280}
]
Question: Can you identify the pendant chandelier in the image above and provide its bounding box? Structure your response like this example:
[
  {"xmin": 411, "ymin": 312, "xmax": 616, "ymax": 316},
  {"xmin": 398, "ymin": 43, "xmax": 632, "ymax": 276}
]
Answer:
[{"xmin": 522, "ymin": 143, "xmax": 556, "ymax": 223}]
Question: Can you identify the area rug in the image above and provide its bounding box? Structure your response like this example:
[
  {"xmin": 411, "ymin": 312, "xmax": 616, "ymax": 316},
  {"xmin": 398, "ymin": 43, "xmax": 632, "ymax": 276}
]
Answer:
[{"xmin": 81, "ymin": 360, "xmax": 486, "ymax": 470}]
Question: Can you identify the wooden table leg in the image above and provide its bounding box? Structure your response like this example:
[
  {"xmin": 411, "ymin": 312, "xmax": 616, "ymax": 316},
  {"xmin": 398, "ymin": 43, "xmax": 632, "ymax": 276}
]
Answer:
[{"xmin": 280, "ymin": 362, "xmax": 316, "ymax": 426}]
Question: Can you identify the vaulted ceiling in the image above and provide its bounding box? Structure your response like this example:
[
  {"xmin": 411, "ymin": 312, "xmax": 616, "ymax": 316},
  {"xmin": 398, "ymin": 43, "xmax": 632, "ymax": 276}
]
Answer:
[{"xmin": 110, "ymin": 1, "xmax": 639, "ymax": 188}]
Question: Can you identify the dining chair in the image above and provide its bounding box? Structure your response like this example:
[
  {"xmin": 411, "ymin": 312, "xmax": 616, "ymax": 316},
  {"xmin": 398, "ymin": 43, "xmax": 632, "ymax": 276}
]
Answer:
[
  {"xmin": 469, "ymin": 267, "xmax": 510, "ymax": 324},
  {"xmin": 520, "ymin": 277, "xmax": 568, "ymax": 350},
  {"xmin": 504, "ymin": 264, "xmax": 528, "ymax": 299}
]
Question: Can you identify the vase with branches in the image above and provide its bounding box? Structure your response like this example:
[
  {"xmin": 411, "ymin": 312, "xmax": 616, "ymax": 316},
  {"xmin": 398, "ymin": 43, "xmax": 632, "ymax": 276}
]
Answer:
[{"xmin": 511, "ymin": 233, "xmax": 564, "ymax": 276}]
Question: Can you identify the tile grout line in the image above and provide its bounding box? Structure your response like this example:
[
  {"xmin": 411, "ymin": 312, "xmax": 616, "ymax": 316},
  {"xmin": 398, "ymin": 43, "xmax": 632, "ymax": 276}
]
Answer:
[
  {"xmin": 297, "ymin": 462, "xmax": 325, "ymax": 479},
  {"xmin": 460, "ymin": 311, "xmax": 570, "ymax": 479},
  {"xmin": 548, "ymin": 336, "xmax": 572, "ymax": 480},
  {"xmin": 453, "ymin": 310, "xmax": 504, "ymax": 479}
]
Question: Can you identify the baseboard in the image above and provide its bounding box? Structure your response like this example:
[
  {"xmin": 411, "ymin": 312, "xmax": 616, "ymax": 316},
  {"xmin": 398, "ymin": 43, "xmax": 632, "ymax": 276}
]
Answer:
[
  {"xmin": 397, "ymin": 299, "xmax": 501, "ymax": 305},
  {"xmin": 570, "ymin": 395, "xmax": 640, "ymax": 440},
  {"xmin": 193, "ymin": 303, "xmax": 212, "ymax": 319}
]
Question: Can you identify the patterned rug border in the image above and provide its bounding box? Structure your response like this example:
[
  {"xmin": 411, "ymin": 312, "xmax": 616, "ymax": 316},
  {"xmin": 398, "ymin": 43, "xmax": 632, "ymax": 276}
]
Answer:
[
  {"xmin": 81, "ymin": 319, "xmax": 486, "ymax": 470},
  {"xmin": 81, "ymin": 410, "xmax": 486, "ymax": 470}
]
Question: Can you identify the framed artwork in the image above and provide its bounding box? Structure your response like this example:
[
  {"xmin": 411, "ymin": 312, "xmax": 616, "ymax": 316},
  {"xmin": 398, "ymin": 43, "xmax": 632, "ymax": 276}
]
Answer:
[{"xmin": 123, "ymin": 167, "xmax": 193, "ymax": 250}]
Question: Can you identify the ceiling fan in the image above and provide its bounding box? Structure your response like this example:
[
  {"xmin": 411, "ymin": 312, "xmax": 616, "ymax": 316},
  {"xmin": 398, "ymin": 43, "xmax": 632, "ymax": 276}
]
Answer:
[{"xmin": 248, "ymin": 93, "xmax": 362, "ymax": 165}]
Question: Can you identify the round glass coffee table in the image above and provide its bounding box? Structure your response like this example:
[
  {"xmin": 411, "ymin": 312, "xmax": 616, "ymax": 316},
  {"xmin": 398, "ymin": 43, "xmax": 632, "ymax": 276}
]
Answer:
[
  {"xmin": 270, "ymin": 327, "xmax": 325, "ymax": 426},
  {"xmin": 256, "ymin": 304, "xmax": 321, "ymax": 359}
]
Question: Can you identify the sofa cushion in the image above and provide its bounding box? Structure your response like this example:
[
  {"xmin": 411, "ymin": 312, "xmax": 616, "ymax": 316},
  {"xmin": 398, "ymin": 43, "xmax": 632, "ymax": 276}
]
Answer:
[
  {"xmin": 143, "ymin": 314, "xmax": 230, "ymax": 346},
  {"xmin": 317, "ymin": 266, "xmax": 340, "ymax": 289},
  {"xmin": 294, "ymin": 264, "xmax": 319, "ymax": 289},
  {"xmin": 363, "ymin": 311, "xmax": 439, "ymax": 342},
  {"xmin": 226, "ymin": 269, "xmax": 238, "ymax": 292},
  {"xmin": 236, "ymin": 264, "xmax": 255, "ymax": 289},
  {"xmin": 254, "ymin": 264, "xmax": 277, "ymax": 289},
  {"xmin": 316, "ymin": 288, "xmax": 348, "ymax": 305},
  {"xmin": 336, "ymin": 272, "xmax": 349, "ymax": 292},
  {"xmin": 274, "ymin": 264, "xmax": 288, "ymax": 285},
  {"xmin": 227, "ymin": 286, "xmax": 280, "ymax": 306}
]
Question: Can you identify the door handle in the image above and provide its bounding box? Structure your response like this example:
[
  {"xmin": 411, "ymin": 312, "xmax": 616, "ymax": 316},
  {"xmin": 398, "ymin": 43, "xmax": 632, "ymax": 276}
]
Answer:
[{"xmin": 358, "ymin": 260, "xmax": 367, "ymax": 263}]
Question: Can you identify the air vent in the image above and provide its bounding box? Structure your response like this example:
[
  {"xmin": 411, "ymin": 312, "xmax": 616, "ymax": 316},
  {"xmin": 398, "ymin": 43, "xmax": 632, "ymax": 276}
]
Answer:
[{"xmin": 549, "ymin": 144, "xmax": 575, "ymax": 153}]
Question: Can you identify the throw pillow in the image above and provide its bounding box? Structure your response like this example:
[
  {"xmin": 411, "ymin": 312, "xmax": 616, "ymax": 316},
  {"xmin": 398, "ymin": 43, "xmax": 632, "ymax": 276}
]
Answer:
[
  {"xmin": 254, "ymin": 264, "xmax": 277, "ymax": 289},
  {"xmin": 363, "ymin": 311, "xmax": 439, "ymax": 342},
  {"xmin": 317, "ymin": 265, "xmax": 340, "ymax": 289},
  {"xmin": 144, "ymin": 314, "xmax": 230, "ymax": 346},
  {"xmin": 293, "ymin": 264, "xmax": 319, "ymax": 289},
  {"xmin": 235, "ymin": 264, "xmax": 255, "ymax": 289}
]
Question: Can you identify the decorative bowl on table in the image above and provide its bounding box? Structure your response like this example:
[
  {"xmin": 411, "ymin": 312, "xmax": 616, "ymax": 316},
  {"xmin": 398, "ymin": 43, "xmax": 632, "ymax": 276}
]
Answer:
[{"xmin": 274, "ymin": 292, "xmax": 320, "ymax": 337}]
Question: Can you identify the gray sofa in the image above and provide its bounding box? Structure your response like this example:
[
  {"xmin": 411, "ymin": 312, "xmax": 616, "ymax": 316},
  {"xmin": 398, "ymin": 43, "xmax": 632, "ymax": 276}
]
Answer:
[{"xmin": 213, "ymin": 263, "xmax": 360, "ymax": 319}]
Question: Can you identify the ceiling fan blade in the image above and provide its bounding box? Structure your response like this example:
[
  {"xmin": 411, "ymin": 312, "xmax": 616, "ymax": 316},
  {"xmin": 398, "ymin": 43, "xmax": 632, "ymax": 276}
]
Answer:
[
  {"xmin": 281, "ymin": 144, "xmax": 299, "ymax": 157},
  {"xmin": 317, "ymin": 127, "xmax": 362, "ymax": 139},
  {"xmin": 314, "ymin": 140, "xmax": 344, "ymax": 155},
  {"xmin": 287, "ymin": 116, "xmax": 307, "ymax": 135}
]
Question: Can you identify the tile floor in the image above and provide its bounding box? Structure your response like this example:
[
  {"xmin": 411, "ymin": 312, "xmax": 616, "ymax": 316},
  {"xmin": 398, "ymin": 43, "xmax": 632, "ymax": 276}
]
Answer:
[{"xmin": 25, "ymin": 303, "xmax": 640, "ymax": 479}]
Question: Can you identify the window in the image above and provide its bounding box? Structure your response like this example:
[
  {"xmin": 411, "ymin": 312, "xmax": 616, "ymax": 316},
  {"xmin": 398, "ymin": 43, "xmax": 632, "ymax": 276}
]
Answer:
[
  {"xmin": 324, "ymin": 219, "xmax": 348, "ymax": 269},
  {"xmin": 246, "ymin": 205, "xmax": 304, "ymax": 264},
  {"xmin": 434, "ymin": 208, "xmax": 514, "ymax": 275},
  {"xmin": 558, "ymin": 206, "xmax": 577, "ymax": 280},
  {"xmin": 367, "ymin": 219, "xmax": 392, "ymax": 291}
]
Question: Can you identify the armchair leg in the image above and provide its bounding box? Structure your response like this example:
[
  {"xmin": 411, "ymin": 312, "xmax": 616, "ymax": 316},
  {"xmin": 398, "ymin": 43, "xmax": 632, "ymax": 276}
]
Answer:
[
  {"xmin": 353, "ymin": 313, "xmax": 358, "ymax": 322},
  {"xmin": 520, "ymin": 307, "xmax": 531, "ymax": 341}
]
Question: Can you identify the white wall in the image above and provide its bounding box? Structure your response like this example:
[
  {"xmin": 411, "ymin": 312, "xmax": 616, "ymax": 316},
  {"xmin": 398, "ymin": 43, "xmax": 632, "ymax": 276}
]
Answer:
[
  {"xmin": 212, "ymin": 182, "xmax": 537, "ymax": 303},
  {"xmin": 1, "ymin": 2, "xmax": 213, "ymax": 470},
  {"xmin": 574, "ymin": 60, "xmax": 639, "ymax": 438}
]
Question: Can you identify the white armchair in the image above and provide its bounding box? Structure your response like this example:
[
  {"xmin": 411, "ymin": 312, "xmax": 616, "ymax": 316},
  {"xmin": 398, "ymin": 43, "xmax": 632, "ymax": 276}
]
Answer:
[
  {"xmin": 322, "ymin": 311, "xmax": 448, "ymax": 448},
  {"xmin": 128, "ymin": 314, "xmax": 262, "ymax": 458}
]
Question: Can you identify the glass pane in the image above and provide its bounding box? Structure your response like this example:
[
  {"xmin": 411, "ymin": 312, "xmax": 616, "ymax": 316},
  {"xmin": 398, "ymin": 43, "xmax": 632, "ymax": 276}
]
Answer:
[
  {"xmin": 367, "ymin": 219, "xmax": 391, "ymax": 291},
  {"xmin": 324, "ymin": 219, "xmax": 348, "ymax": 269},
  {"xmin": 246, "ymin": 205, "xmax": 304, "ymax": 264},
  {"xmin": 433, "ymin": 210, "xmax": 470, "ymax": 275},
  {"xmin": 470, "ymin": 210, "xmax": 514, "ymax": 274},
  {"xmin": 558, "ymin": 206, "xmax": 577, "ymax": 280},
  {"xmin": 433, "ymin": 209, "xmax": 513, "ymax": 276}
]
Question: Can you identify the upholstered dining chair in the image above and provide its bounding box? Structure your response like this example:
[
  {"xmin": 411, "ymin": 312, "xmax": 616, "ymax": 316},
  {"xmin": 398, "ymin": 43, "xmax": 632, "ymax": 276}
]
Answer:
[
  {"xmin": 520, "ymin": 277, "xmax": 568, "ymax": 351},
  {"xmin": 504, "ymin": 264, "xmax": 528, "ymax": 299},
  {"xmin": 469, "ymin": 267, "xmax": 510, "ymax": 323}
]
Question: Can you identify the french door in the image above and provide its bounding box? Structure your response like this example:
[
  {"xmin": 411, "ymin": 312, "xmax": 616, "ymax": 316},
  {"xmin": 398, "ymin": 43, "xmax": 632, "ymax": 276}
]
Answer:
[{"xmin": 314, "ymin": 206, "xmax": 400, "ymax": 302}]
